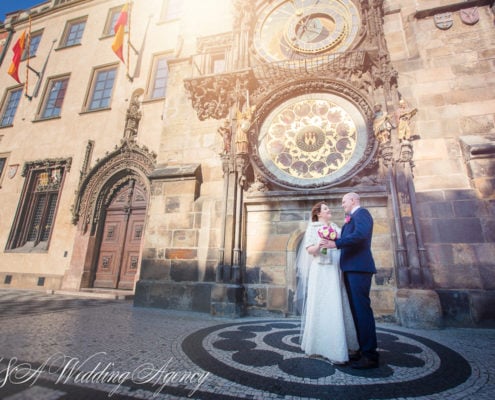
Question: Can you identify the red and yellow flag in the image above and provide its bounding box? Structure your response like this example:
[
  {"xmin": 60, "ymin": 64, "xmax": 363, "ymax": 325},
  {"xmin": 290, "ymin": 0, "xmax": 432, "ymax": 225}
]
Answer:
[
  {"xmin": 8, "ymin": 30, "xmax": 27, "ymax": 83},
  {"xmin": 111, "ymin": 4, "xmax": 128, "ymax": 63}
]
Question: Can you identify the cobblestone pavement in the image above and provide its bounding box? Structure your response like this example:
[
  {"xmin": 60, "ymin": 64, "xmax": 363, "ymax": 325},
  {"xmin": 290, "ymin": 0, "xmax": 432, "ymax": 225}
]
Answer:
[{"xmin": 0, "ymin": 289, "xmax": 494, "ymax": 400}]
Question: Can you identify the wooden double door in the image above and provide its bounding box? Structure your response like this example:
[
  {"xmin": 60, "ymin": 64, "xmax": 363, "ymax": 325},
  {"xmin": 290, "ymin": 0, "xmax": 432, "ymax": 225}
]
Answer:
[{"xmin": 93, "ymin": 181, "xmax": 146, "ymax": 290}]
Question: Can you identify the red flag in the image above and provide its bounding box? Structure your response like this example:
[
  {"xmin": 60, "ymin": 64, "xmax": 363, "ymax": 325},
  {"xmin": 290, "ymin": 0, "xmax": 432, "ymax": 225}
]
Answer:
[
  {"xmin": 8, "ymin": 31, "xmax": 27, "ymax": 83},
  {"xmin": 111, "ymin": 4, "xmax": 128, "ymax": 63}
]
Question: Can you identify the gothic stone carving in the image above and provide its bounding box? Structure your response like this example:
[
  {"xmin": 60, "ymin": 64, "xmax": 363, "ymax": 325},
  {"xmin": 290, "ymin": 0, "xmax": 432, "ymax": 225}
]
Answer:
[
  {"xmin": 184, "ymin": 70, "xmax": 257, "ymax": 121},
  {"xmin": 72, "ymin": 140, "xmax": 156, "ymax": 231}
]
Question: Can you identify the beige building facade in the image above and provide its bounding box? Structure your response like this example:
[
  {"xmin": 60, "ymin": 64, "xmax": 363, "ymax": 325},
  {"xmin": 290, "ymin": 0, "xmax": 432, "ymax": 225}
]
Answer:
[{"xmin": 0, "ymin": 0, "xmax": 494, "ymax": 327}]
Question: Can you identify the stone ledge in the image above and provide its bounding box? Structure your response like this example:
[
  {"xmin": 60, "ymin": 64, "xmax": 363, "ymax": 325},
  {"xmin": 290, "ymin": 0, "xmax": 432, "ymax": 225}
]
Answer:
[
  {"xmin": 414, "ymin": 0, "xmax": 491, "ymax": 19},
  {"xmin": 395, "ymin": 289, "xmax": 443, "ymax": 329},
  {"xmin": 134, "ymin": 280, "xmax": 245, "ymax": 317}
]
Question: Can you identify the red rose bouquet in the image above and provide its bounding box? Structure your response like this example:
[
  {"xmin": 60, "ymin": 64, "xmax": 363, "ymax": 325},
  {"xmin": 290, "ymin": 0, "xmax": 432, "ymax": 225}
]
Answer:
[{"xmin": 318, "ymin": 225, "xmax": 337, "ymax": 254}]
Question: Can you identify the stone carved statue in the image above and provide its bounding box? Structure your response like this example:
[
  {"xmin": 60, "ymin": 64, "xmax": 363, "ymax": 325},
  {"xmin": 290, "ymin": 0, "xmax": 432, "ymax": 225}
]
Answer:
[
  {"xmin": 217, "ymin": 119, "xmax": 232, "ymax": 155},
  {"xmin": 248, "ymin": 175, "xmax": 269, "ymax": 193},
  {"xmin": 235, "ymin": 104, "xmax": 256, "ymax": 154},
  {"xmin": 124, "ymin": 93, "xmax": 142, "ymax": 140},
  {"xmin": 395, "ymin": 99, "xmax": 418, "ymax": 142},
  {"xmin": 372, "ymin": 103, "xmax": 394, "ymax": 143}
]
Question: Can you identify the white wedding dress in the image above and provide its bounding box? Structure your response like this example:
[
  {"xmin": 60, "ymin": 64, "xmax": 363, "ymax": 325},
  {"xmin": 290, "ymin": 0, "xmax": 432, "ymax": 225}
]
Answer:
[{"xmin": 299, "ymin": 222, "xmax": 359, "ymax": 364}]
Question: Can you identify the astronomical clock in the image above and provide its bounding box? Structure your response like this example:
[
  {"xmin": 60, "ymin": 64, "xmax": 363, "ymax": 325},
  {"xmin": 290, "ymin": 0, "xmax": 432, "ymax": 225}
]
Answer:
[
  {"xmin": 253, "ymin": 0, "xmax": 361, "ymax": 62},
  {"xmin": 255, "ymin": 90, "xmax": 372, "ymax": 189},
  {"xmin": 250, "ymin": 0, "xmax": 375, "ymax": 190}
]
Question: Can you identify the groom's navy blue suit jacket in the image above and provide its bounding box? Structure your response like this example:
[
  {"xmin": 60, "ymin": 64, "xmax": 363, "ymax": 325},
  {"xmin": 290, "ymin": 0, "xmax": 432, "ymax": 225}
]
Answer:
[{"xmin": 335, "ymin": 207, "xmax": 376, "ymax": 274}]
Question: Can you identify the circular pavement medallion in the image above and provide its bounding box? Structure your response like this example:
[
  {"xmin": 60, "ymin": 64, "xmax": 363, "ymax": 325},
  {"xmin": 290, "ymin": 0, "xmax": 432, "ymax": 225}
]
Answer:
[{"xmin": 182, "ymin": 320, "xmax": 471, "ymax": 399}]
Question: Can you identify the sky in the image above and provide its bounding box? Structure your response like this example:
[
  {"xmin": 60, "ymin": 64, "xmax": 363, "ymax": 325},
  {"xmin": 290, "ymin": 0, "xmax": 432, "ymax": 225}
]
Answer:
[{"xmin": 0, "ymin": 0, "xmax": 46, "ymax": 22}]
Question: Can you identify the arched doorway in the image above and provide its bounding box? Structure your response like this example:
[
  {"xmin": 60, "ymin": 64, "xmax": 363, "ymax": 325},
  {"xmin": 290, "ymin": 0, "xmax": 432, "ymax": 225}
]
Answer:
[
  {"xmin": 63, "ymin": 140, "xmax": 156, "ymax": 292},
  {"xmin": 287, "ymin": 229, "xmax": 305, "ymax": 316},
  {"xmin": 93, "ymin": 179, "xmax": 147, "ymax": 289}
]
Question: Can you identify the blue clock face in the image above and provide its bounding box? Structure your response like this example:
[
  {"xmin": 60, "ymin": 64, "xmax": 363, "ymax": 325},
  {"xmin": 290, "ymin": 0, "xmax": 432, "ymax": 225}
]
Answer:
[{"xmin": 253, "ymin": 0, "xmax": 361, "ymax": 62}]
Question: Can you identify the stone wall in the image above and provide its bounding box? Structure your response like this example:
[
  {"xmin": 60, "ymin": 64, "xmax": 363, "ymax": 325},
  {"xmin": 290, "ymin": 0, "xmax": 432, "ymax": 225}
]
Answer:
[
  {"xmin": 383, "ymin": 1, "xmax": 495, "ymax": 326},
  {"xmin": 135, "ymin": 164, "xmax": 221, "ymax": 311},
  {"xmin": 135, "ymin": 0, "xmax": 495, "ymax": 326},
  {"xmin": 243, "ymin": 191, "xmax": 395, "ymax": 317},
  {"xmin": 416, "ymin": 188, "xmax": 495, "ymax": 325}
]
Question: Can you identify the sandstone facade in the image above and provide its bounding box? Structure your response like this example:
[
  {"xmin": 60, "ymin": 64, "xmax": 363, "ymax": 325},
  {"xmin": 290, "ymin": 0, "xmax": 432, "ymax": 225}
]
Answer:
[{"xmin": 0, "ymin": 0, "xmax": 493, "ymax": 327}]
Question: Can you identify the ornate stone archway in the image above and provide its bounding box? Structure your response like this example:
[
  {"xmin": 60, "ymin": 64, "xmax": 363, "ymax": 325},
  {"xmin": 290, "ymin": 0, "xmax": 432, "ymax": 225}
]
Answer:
[{"xmin": 62, "ymin": 140, "xmax": 156, "ymax": 291}]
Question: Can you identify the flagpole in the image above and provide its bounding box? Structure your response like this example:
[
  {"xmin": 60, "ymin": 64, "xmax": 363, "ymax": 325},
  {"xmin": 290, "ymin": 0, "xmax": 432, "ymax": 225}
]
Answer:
[
  {"xmin": 126, "ymin": 1, "xmax": 131, "ymax": 80},
  {"xmin": 25, "ymin": 14, "xmax": 32, "ymax": 96},
  {"xmin": 132, "ymin": 14, "xmax": 152, "ymax": 79},
  {"xmin": 27, "ymin": 39, "xmax": 56, "ymax": 99}
]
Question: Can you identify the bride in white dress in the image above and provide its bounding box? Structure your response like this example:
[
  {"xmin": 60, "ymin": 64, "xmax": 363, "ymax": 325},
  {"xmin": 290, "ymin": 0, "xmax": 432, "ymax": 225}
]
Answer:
[{"xmin": 298, "ymin": 201, "xmax": 359, "ymax": 364}]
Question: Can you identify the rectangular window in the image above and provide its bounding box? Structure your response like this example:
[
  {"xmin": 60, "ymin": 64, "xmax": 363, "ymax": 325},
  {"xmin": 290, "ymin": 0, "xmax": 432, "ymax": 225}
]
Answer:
[
  {"xmin": 0, "ymin": 154, "xmax": 8, "ymax": 188},
  {"xmin": 22, "ymin": 30, "xmax": 43, "ymax": 60},
  {"xmin": 39, "ymin": 75, "xmax": 70, "ymax": 119},
  {"xmin": 148, "ymin": 56, "xmax": 169, "ymax": 99},
  {"xmin": 85, "ymin": 65, "xmax": 117, "ymax": 111},
  {"xmin": 161, "ymin": 0, "xmax": 183, "ymax": 20},
  {"xmin": 0, "ymin": 87, "xmax": 23, "ymax": 127},
  {"xmin": 103, "ymin": 6, "xmax": 127, "ymax": 36},
  {"xmin": 60, "ymin": 17, "xmax": 86, "ymax": 47},
  {"xmin": 6, "ymin": 159, "xmax": 70, "ymax": 252},
  {"xmin": 54, "ymin": 0, "xmax": 76, "ymax": 5},
  {"xmin": 0, "ymin": 157, "xmax": 6, "ymax": 183},
  {"xmin": 211, "ymin": 54, "xmax": 226, "ymax": 74}
]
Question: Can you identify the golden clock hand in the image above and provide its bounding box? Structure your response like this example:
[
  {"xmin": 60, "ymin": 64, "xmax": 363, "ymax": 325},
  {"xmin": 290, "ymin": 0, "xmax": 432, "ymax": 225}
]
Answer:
[{"xmin": 296, "ymin": 0, "xmax": 321, "ymax": 36}]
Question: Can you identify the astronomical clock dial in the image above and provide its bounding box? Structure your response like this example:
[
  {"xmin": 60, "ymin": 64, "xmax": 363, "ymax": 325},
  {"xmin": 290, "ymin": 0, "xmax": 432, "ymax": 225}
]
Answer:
[
  {"xmin": 256, "ymin": 93, "xmax": 369, "ymax": 188},
  {"xmin": 253, "ymin": 0, "xmax": 360, "ymax": 62}
]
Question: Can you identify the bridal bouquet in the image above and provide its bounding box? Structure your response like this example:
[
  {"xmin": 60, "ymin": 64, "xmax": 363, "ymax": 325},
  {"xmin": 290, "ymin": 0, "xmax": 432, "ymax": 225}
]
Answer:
[{"xmin": 318, "ymin": 225, "xmax": 337, "ymax": 255}]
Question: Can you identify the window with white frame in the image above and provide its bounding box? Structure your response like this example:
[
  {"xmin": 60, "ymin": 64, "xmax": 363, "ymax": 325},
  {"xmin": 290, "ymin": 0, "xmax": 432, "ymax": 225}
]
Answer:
[
  {"xmin": 161, "ymin": 0, "xmax": 183, "ymax": 20},
  {"xmin": 211, "ymin": 53, "xmax": 226, "ymax": 74},
  {"xmin": 0, "ymin": 86, "xmax": 23, "ymax": 127}
]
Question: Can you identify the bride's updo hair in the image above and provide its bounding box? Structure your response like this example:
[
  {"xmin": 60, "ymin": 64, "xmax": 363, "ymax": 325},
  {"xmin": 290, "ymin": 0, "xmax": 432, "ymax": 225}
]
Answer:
[{"xmin": 311, "ymin": 201, "xmax": 328, "ymax": 222}]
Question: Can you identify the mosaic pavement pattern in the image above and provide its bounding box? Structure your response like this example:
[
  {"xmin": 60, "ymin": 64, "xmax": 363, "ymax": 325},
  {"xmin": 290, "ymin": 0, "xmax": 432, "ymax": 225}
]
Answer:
[
  {"xmin": 182, "ymin": 320, "xmax": 471, "ymax": 399},
  {"xmin": 0, "ymin": 289, "xmax": 493, "ymax": 399}
]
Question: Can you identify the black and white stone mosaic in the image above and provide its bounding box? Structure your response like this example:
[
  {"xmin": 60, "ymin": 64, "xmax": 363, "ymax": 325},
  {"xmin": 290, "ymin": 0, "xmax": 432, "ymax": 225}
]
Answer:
[
  {"xmin": 0, "ymin": 290, "xmax": 493, "ymax": 400},
  {"xmin": 182, "ymin": 320, "xmax": 471, "ymax": 399}
]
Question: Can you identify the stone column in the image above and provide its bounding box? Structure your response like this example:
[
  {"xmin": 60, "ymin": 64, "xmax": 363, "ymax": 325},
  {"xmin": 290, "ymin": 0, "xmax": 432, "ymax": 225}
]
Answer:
[{"xmin": 392, "ymin": 140, "xmax": 441, "ymax": 327}]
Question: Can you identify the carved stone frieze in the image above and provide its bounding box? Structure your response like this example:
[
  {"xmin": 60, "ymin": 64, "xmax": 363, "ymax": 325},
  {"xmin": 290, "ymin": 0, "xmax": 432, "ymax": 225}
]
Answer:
[
  {"xmin": 398, "ymin": 141, "xmax": 414, "ymax": 165},
  {"xmin": 255, "ymin": 79, "xmax": 374, "ymax": 125},
  {"xmin": 184, "ymin": 70, "xmax": 257, "ymax": 121},
  {"xmin": 247, "ymin": 174, "xmax": 270, "ymax": 194},
  {"xmin": 183, "ymin": 0, "xmax": 397, "ymax": 126},
  {"xmin": 22, "ymin": 158, "xmax": 72, "ymax": 177},
  {"xmin": 197, "ymin": 32, "xmax": 233, "ymax": 53},
  {"xmin": 250, "ymin": 51, "xmax": 380, "ymax": 103},
  {"xmin": 71, "ymin": 140, "xmax": 156, "ymax": 231}
]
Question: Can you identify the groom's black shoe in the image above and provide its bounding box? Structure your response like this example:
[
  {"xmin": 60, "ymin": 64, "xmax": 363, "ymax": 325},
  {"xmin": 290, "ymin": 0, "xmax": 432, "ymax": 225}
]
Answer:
[
  {"xmin": 351, "ymin": 356, "xmax": 379, "ymax": 369},
  {"xmin": 348, "ymin": 351, "xmax": 361, "ymax": 362}
]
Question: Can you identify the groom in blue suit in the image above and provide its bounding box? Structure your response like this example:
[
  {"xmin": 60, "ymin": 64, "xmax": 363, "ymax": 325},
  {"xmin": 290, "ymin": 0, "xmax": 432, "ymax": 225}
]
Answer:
[{"xmin": 328, "ymin": 192, "xmax": 379, "ymax": 369}]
